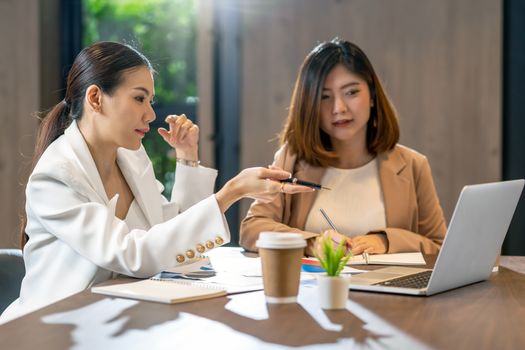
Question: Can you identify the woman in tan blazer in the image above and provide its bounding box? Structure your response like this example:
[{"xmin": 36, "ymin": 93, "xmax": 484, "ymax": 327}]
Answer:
[{"xmin": 240, "ymin": 39, "xmax": 446, "ymax": 256}]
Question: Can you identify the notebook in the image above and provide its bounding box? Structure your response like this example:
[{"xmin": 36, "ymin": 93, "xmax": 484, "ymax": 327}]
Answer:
[
  {"xmin": 348, "ymin": 179, "xmax": 524, "ymax": 296},
  {"xmin": 348, "ymin": 252, "xmax": 425, "ymax": 265},
  {"xmin": 303, "ymin": 252, "xmax": 425, "ymax": 267},
  {"xmin": 91, "ymin": 279, "xmax": 226, "ymax": 304}
]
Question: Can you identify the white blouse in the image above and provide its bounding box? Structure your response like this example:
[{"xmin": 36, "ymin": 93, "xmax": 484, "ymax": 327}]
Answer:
[{"xmin": 304, "ymin": 158, "xmax": 386, "ymax": 237}]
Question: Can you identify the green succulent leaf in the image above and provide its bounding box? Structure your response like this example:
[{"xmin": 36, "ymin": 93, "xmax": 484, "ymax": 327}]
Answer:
[{"xmin": 314, "ymin": 233, "xmax": 352, "ymax": 276}]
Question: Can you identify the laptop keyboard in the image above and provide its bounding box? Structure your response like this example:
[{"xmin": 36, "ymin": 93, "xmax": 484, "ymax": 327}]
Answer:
[{"xmin": 374, "ymin": 270, "xmax": 432, "ymax": 289}]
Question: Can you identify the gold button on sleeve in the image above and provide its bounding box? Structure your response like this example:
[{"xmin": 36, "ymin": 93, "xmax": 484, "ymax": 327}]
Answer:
[
  {"xmin": 205, "ymin": 240, "xmax": 215, "ymax": 249},
  {"xmin": 196, "ymin": 244, "xmax": 205, "ymax": 253},
  {"xmin": 176, "ymin": 254, "xmax": 185, "ymax": 263},
  {"xmin": 186, "ymin": 249, "xmax": 195, "ymax": 259},
  {"xmin": 215, "ymin": 236, "xmax": 224, "ymax": 245}
]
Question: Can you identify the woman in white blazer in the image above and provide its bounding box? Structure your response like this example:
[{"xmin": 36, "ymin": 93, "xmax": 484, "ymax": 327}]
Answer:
[{"xmin": 0, "ymin": 42, "xmax": 312, "ymax": 323}]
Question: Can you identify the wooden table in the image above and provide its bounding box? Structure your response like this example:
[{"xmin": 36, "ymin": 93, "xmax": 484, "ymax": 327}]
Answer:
[{"xmin": 1, "ymin": 256, "xmax": 524, "ymax": 349}]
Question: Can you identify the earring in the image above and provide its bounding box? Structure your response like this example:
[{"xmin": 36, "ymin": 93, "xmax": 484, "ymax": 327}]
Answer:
[{"xmin": 373, "ymin": 116, "xmax": 378, "ymax": 128}]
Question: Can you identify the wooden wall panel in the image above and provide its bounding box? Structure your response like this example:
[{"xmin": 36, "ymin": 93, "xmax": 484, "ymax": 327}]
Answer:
[
  {"xmin": 238, "ymin": 0, "xmax": 502, "ymax": 222},
  {"xmin": 0, "ymin": 0, "xmax": 40, "ymax": 248},
  {"xmin": 196, "ymin": 0, "xmax": 215, "ymax": 168}
]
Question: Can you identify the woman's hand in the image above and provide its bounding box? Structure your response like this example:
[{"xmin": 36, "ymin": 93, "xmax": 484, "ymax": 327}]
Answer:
[
  {"xmin": 158, "ymin": 114, "xmax": 199, "ymax": 161},
  {"xmin": 321, "ymin": 229, "xmax": 352, "ymax": 253},
  {"xmin": 215, "ymin": 166, "xmax": 314, "ymax": 212},
  {"xmin": 350, "ymin": 234, "xmax": 388, "ymax": 255}
]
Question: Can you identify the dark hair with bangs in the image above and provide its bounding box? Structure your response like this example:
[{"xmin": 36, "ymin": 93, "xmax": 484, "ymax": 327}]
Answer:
[{"xmin": 280, "ymin": 39, "xmax": 399, "ymax": 167}]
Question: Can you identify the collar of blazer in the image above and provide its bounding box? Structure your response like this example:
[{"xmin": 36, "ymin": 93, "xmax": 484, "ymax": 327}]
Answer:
[
  {"xmin": 286, "ymin": 145, "xmax": 410, "ymax": 230},
  {"xmin": 64, "ymin": 120, "xmax": 163, "ymax": 226},
  {"xmin": 377, "ymin": 146, "xmax": 410, "ymax": 228}
]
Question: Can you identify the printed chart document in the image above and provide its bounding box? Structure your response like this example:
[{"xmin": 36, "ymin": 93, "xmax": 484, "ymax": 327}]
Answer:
[
  {"xmin": 157, "ymin": 247, "xmax": 314, "ymax": 294},
  {"xmin": 91, "ymin": 279, "xmax": 226, "ymax": 304},
  {"xmin": 156, "ymin": 248, "xmax": 265, "ymax": 294}
]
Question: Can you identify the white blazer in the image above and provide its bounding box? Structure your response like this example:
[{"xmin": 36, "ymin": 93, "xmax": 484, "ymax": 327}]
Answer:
[{"xmin": 1, "ymin": 121, "xmax": 230, "ymax": 322}]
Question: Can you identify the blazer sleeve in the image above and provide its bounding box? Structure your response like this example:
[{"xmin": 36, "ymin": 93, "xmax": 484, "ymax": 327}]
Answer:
[
  {"xmin": 26, "ymin": 172, "xmax": 230, "ymax": 278},
  {"xmin": 240, "ymin": 147, "xmax": 317, "ymax": 252},
  {"xmin": 162, "ymin": 163, "xmax": 218, "ymax": 220},
  {"xmin": 382, "ymin": 157, "xmax": 446, "ymax": 254}
]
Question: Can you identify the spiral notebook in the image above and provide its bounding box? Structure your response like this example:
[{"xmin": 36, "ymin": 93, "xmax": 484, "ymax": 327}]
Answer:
[{"xmin": 91, "ymin": 279, "xmax": 226, "ymax": 304}]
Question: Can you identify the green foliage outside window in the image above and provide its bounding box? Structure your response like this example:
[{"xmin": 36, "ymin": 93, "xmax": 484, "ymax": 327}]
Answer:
[{"xmin": 83, "ymin": 0, "xmax": 198, "ymax": 195}]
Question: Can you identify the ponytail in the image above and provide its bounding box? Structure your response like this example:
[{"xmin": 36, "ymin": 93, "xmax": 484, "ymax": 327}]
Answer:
[
  {"xmin": 32, "ymin": 100, "xmax": 71, "ymax": 168},
  {"xmin": 20, "ymin": 100, "xmax": 71, "ymax": 248}
]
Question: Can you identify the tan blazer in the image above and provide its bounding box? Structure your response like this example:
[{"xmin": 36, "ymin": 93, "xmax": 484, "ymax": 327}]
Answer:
[{"xmin": 240, "ymin": 144, "xmax": 446, "ymax": 255}]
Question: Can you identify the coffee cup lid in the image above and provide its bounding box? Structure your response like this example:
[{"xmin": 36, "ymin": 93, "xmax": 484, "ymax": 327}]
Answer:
[{"xmin": 255, "ymin": 232, "xmax": 306, "ymax": 249}]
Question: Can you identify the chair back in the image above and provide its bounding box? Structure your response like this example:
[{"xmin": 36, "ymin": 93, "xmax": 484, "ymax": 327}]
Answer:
[{"xmin": 0, "ymin": 249, "xmax": 25, "ymax": 313}]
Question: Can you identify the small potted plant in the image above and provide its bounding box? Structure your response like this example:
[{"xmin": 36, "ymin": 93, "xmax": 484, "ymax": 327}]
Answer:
[{"xmin": 314, "ymin": 232, "xmax": 352, "ymax": 309}]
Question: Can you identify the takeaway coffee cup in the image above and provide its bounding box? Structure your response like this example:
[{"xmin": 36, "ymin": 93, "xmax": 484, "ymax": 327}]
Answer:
[{"xmin": 256, "ymin": 232, "xmax": 306, "ymax": 303}]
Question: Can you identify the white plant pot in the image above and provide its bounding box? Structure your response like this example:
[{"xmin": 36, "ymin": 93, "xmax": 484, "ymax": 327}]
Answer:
[{"xmin": 317, "ymin": 275, "xmax": 350, "ymax": 310}]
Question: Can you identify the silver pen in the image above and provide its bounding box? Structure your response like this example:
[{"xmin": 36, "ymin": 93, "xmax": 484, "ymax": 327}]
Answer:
[{"xmin": 319, "ymin": 208, "xmax": 339, "ymax": 232}]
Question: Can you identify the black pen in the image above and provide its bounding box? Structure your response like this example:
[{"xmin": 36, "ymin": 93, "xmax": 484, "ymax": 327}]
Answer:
[{"xmin": 280, "ymin": 177, "xmax": 331, "ymax": 190}]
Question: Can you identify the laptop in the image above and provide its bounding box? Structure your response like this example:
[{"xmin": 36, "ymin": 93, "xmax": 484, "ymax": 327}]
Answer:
[{"xmin": 348, "ymin": 179, "xmax": 525, "ymax": 296}]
